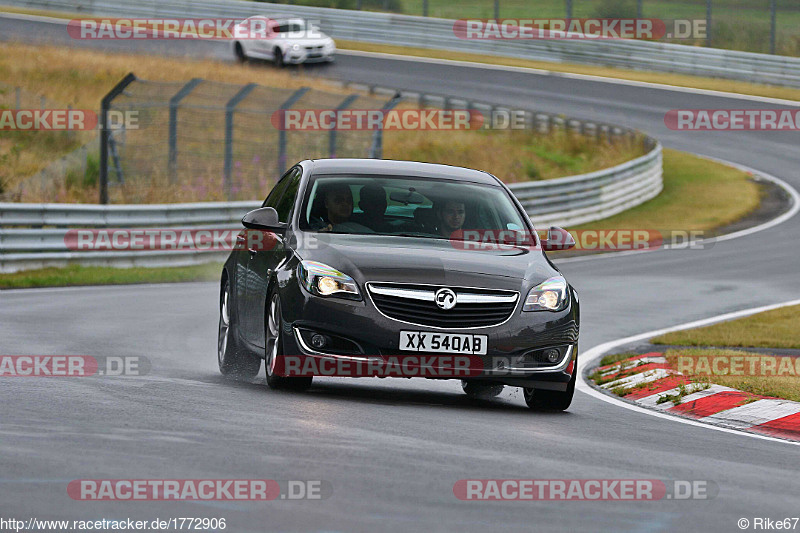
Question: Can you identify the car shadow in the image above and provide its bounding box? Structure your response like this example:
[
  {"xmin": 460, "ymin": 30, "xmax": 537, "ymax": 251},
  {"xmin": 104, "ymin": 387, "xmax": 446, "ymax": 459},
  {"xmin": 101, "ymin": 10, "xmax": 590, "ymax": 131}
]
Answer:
[{"xmin": 211, "ymin": 373, "xmax": 572, "ymax": 416}]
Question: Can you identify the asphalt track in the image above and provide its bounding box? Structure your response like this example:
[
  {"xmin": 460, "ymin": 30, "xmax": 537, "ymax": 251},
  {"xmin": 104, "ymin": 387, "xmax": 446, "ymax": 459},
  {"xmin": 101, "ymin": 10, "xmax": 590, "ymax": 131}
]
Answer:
[{"xmin": 2, "ymin": 15, "xmax": 800, "ymax": 532}]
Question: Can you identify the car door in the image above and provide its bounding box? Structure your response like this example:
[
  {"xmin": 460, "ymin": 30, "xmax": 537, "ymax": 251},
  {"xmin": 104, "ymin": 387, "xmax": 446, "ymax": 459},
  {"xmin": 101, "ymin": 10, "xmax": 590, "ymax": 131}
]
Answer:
[{"xmin": 241, "ymin": 166, "xmax": 302, "ymax": 348}]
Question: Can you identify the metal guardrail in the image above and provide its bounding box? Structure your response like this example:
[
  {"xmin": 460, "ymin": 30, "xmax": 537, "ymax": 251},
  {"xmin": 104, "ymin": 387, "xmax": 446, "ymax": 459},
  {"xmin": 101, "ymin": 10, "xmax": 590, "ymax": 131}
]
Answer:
[
  {"xmin": 0, "ymin": 141, "xmax": 661, "ymax": 272},
  {"xmin": 5, "ymin": 0, "xmax": 800, "ymax": 87}
]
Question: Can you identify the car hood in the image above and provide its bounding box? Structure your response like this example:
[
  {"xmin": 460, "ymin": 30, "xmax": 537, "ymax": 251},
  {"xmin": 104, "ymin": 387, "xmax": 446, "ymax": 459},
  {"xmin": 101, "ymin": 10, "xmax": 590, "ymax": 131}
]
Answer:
[
  {"xmin": 295, "ymin": 233, "xmax": 559, "ymax": 291},
  {"xmin": 286, "ymin": 34, "xmax": 332, "ymax": 46}
]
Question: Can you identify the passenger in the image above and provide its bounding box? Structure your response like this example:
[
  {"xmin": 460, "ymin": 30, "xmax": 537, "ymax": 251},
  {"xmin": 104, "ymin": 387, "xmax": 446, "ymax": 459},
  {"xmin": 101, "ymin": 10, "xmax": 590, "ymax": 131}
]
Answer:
[
  {"xmin": 434, "ymin": 199, "xmax": 466, "ymax": 237},
  {"xmin": 358, "ymin": 184, "xmax": 390, "ymax": 233}
]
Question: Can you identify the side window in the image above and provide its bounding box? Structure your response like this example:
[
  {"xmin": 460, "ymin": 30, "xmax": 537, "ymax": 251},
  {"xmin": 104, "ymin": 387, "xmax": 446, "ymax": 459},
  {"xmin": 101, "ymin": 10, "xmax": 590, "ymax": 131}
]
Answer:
[
  {"xmin": 274, "ymin": 168, "xmax": 302, "ymax": 222},
  {"xmin": 262, "ymin": 170, "xmax": 293, "ymax": 210}
]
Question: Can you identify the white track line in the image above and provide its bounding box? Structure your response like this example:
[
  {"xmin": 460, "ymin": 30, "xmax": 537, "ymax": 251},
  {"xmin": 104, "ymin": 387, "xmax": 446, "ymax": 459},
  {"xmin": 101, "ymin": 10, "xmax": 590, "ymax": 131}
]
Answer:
[{"xmin": 577, "ymin": 298, "xmax": 800, "ymax": 446}]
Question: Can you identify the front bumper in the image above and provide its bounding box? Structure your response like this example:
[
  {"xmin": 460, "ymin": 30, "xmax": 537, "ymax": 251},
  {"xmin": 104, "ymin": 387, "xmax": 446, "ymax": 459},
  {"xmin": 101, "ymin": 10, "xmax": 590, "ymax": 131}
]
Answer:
[
  {"xmin": 279, "ymin": 282, "xmax": 579, "ymax": 390},
  {"xmin": 284, "ymin": 48, "xmax": 335, "ymax": 64}
]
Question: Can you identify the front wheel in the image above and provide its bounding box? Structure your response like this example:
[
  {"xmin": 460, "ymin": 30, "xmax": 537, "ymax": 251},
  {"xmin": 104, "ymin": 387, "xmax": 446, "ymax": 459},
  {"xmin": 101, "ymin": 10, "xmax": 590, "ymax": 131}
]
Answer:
[
  {"xmin": 234, "ymin": 42, "xmax": 248, "ymax": 63},
  {"xmin": 273, "ymin": 47, "xmax": 284, "ymax": 68},
  {"xmin": 523, "ymin": 362, "xmax": 576, "ymax": 411},
  {"xmin": 218, "ymin": 278, "xmax": 261, "ymax": 378},
  {"xmin": 265, "ymin": 292, "xmax": 313, "ymax": 391}
]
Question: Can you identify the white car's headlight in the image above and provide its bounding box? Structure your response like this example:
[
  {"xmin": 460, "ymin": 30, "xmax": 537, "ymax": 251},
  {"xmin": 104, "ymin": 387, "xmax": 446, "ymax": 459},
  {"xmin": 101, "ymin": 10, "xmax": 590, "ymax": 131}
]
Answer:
[
  {"xmin": 298, "ymin": 260, "xmax": 360, "ymax": 300},
  {"xmin": 523, "ymin": 276, "xmax": 568, "ymax": 312}
]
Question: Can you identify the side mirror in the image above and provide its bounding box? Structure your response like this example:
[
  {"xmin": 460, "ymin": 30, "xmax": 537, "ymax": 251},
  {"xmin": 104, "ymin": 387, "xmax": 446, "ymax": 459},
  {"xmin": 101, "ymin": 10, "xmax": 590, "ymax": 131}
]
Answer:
[
  {"xmin": 242, "ymin": 207, "xmax": 286, "ymax": 232},
  {"xmin": 542, "ymin": 226, "xmax": 575, "ymax": 251}
]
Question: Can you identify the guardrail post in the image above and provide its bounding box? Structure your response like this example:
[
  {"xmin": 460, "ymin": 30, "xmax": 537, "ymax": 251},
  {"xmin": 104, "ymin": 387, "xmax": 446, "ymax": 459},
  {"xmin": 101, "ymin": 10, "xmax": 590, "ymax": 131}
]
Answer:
[
  {"xmin": 369, "ymin": 93, "xmax": 402, "ymax": 159},
  {"xmin": 330, "ymin": 94, "xmax": 359, "ymax": 158},
  {"xmin": 276, "ymin": 87, "xmax": 310, "ymax": 177},
  {"xmin": 168, "ymin": 78, "xmax": 202, "ymax": 184},
  {"xmin": 99, "ymin": 72, "xmax": 136, "ymax": 205},
  {"xmin": 223, "ymin": 83, "xmax": 258, "ymax": 200}
]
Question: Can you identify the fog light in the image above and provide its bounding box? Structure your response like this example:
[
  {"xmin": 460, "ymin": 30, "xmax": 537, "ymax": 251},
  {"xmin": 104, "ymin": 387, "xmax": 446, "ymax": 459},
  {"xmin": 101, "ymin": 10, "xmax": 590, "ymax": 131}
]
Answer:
[
  {"xmin": 545, "ymin": 349, "xmax": 560, "ymax": 363},
  {"xmin": 311, "ymin": 334, "xmax": 327, "ymax": 349}
]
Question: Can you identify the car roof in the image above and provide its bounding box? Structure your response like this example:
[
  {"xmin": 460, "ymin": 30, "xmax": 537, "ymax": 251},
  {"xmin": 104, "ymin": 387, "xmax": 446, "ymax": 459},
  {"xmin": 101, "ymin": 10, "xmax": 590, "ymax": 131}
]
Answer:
[{"xmin": 304, "ymin": 159, "xmax": 501, "ymax": 186}]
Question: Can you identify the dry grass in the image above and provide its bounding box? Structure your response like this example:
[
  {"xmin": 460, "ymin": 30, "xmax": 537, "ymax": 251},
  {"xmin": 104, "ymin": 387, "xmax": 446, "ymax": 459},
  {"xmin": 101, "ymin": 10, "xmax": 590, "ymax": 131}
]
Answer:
[
  {"xmin": 0, "ymin": 42, "xmax": 318, "ymax": 111},
  {"xmin": 654, "ymin": 304, "xmax": 800, "ymax": 350},
  {"xmin": 384, "ymin": 127, "xmax": 645, "ymax": 182},
  {"xmin": 1, "ymin": 40, "xmax": 643, "ymax": 203},
  {"xmin": 664, "ymin": 348, "xmax": 800, "ymax": 402}
]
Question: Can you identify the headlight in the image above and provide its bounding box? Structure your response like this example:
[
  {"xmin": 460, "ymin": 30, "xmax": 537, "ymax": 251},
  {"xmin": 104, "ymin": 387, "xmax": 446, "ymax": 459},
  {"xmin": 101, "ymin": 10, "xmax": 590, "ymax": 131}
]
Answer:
[
  {"xmin": 298, "ymin": 260, "xmax": 360, "ymax": 300},
  {"xmin": 291, "ymin": 43, "xmax": 300, "ymax": 51},
  {"xmin": 523, "ymin": 276, "xmax": 568, "ymax": 312}
]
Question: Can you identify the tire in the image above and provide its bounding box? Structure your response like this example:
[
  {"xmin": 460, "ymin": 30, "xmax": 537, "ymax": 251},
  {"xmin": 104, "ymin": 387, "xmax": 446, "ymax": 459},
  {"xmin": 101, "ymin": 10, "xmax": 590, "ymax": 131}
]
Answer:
[
  {"xmin": 218, "ymin": 277, "xmax": 261, "ymax": 378},
  {"xmin": 523, "ymin": 364, "xmax": 576, "ymax": 412},
  {"xmin": 273, "ymin": 47, "xmax": 284, "ymax": 68},
  {"xmin": 265, "ymin": 291, "xmax": 313, "ymax": 391},
  {"xmin": 461, "ymin": 380, "xmax": 504, "ymax": 399},
  {"xmin": 234, "ymin": 42, "xmax": 247, "ymax": 63}
]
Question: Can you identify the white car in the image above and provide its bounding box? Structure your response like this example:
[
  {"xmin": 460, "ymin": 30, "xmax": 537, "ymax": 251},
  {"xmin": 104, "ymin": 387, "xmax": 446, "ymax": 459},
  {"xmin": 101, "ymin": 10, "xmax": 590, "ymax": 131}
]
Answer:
[{"xmin": 232, "ymin": 16, "xmax": 336, "ymax": 67}]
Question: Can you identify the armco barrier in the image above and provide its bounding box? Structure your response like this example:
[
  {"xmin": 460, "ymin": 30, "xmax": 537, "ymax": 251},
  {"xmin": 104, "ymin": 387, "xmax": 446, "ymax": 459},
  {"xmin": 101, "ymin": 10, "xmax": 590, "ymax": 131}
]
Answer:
[
  {"xmin": 4, "ymin": 0, "xmax": 800, "ymax": 87},
  {"xmin": 0, "ymin": 142, "xmax": 661, "ymax": 273}
]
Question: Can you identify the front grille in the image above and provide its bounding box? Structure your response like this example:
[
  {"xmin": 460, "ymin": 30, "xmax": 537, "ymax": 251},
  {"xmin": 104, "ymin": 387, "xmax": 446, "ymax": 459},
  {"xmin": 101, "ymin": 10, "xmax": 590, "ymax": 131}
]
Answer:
[{"xmin": 368, "ymin": 283, "xmax": 518, "ymax": 328}]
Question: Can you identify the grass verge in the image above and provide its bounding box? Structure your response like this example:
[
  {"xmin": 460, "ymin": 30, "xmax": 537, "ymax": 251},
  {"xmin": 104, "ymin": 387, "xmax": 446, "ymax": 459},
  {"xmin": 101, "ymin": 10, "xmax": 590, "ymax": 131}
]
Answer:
[
  {"xmin": 548, "ymin": 148, "xmax": 761, "ymax": 255},
  {"xmin": 653, "ymin": 304, "xmax": 800, "ymax": 349},
  {"xmin": 664, "ymin": 348, "xmax": 800, "ymax": 402},
  {"xmin": 590, "ymin": 348, "xmax": 800, "ymax": 403},
  {"xmin": 0, "ymin": 262, "xmax": 222, "ymax": 289}
]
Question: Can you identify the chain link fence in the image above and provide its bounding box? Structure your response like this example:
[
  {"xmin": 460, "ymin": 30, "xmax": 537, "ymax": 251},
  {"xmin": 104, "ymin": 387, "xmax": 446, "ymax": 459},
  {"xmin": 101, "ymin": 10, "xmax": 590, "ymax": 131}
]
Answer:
[{"xmin": 102, "ymin": 75, "xmax": 394, "ymax": 204}]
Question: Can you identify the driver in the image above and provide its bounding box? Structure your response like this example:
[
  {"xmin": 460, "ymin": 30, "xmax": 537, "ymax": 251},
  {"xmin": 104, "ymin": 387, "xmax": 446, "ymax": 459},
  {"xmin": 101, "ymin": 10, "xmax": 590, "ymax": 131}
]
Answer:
[{"xmin": 324, "ymin": 183, "xmax": 354, "ymax": 228}]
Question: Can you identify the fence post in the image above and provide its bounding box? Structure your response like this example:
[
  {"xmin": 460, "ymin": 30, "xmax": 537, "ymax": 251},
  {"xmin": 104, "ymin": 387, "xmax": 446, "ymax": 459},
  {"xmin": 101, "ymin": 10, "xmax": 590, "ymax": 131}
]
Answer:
[
  {"xmin": 494, "ymin": 0, "xmax": 499, "ymax": 19},
  {"xmin": 423, "ymin": 0, "xmax": 428, "ymax": 17},
  {"xmin": 99, "ymin": 72, "xmax": 136, "ymax": 205},
  {"xmin": 276, "ymin": 87, "xmax": 310, "ymax": 177},
  {"xmin": 223, "ymin": 83, "xmax": 258, "ymax": 200},
  {"xmin": 168, "ymin": 78, "xmax": 202, "ymax": 184},
  {"xmin": 329, "ymin": 94, "xmax": 359, "ymax": 158},
  {"xmin": 369, "ymin": 93, "xmax": 402, "ymax": 159},
  {"xmin": 15, "ymin": 87, "xmax": 20, "ymax": 109},
  {"xmin": 706, "ymin": 0, "xmax": 712, "ymax": 47},
  {"xmin": 566, "ymin": 0, "xmax": 572, "ymax": 19},
  {"xmin": 770, "ymin": 0, "xmax": 777, "ymax": 55}
]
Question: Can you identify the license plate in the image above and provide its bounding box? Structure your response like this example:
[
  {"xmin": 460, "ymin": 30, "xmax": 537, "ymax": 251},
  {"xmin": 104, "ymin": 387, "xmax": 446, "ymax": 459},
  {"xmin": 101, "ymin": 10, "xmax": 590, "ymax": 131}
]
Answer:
[{"xmin": 399, "ymin": 331, "xmax": 487, "ymax": 355}]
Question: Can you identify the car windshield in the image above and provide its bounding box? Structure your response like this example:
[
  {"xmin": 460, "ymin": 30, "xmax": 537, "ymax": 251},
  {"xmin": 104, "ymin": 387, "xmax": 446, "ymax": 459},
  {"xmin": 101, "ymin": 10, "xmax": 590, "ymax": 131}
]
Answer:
[
  {"xmin": 298, "ymin": 175, "xmax": 531, "ymax": 241},
  {"xmin": 276, "ymin": 21, "xmax": 305, "ymax": 33}
]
